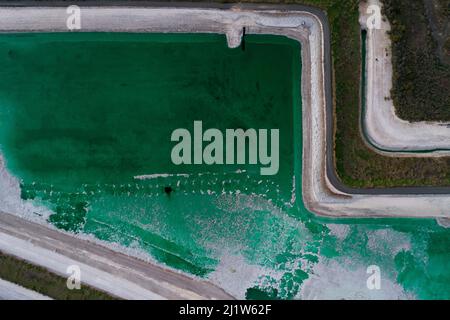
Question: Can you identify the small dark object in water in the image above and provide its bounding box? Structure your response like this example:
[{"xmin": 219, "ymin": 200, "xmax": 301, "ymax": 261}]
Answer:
[{"xmin": 164, "ymin": 186, "xmax": 173, "ymax": 195}]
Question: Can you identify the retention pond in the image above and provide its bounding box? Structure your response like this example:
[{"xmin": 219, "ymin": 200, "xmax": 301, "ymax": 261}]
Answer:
[{"xmin": 0, "ymin": 32, "xmax": 449, "ymax": 299}]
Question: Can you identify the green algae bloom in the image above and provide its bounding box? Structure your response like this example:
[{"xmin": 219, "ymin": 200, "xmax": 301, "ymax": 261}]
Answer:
[{"xmin": 0, "ymin": 33, "xmax": 448, "ymax": 299}]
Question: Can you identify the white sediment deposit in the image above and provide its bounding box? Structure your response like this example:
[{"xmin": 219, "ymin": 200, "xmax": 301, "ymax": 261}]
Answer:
[
  {"xmin": 0, "ymin": 3, "xmax": 448, "ymax": 222},
  {"xmin": 0, "ymin": 2, "xmax": 448, "ymax": 301},
  {"xmin": 0, "ymin": 3, "xmax": 320, "ymax": 300},
  {"xmin": 0, "ymin": 278, "xmax": 52, "ymax": 300}
]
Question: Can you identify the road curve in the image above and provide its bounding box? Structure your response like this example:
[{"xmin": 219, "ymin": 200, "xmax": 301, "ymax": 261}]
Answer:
[{"xmin": 359, "ymin": 0, "xmax": 450, "ymax": 155}]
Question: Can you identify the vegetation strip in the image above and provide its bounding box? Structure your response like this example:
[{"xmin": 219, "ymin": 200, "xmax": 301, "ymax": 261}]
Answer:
[
  {"xmin": 0, "ymin": 250, "xmax": 116, "ymax": 300},
  {"xmin": 360, "ymin": 30, "xmax": 450, "ymax": 155},
  {"xmin": 382, "ymin": 0, "xmax": 450, "ymax": 122}
]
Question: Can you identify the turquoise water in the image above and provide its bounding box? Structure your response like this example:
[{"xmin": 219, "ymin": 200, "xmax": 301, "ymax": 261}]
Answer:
[{"xmin": 0, "ymin": 32, "xmax": 448, "ymax": 299}]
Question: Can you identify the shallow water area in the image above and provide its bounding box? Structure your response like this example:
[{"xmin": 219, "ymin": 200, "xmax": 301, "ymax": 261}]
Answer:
[{"xmin": 0, "ymin": 32, "xmax": 448, "ymax": 299}]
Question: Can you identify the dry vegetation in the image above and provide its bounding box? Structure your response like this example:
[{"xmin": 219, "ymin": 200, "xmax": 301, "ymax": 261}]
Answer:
[
  {"xmin": 0, "ymin": 251, "xmax": 116, "ymax": 299},
  {"xmin": 382, "ymin": 0, "xmax": 450, "ymax": 121},
  {"xmin": 24, "ymin": 0, "xmax": 450, "ymax": 188}
]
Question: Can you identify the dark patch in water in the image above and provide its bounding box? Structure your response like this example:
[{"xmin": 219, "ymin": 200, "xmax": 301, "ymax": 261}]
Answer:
[{"xmin": 164, "ymin": 186, "xmax": 173, "ymax": 195}]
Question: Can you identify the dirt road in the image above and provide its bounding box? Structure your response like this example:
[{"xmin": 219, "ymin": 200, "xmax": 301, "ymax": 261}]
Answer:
[{"xmin": 0, "ymin": 211, "xmax": 233, "ymax": 300}]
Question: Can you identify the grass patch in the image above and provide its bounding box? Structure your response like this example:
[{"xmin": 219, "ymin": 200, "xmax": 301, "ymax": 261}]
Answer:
[
  {"xmin": 11, "ymin": 1, "xmax": 450, "ymax": 188},
  {"xmin": 0, "ymin": 251, "xmax": 116, "ymax": 300},
  {"xmin": 382, "ymin": 0, "xmax": 450, "ymax": 121},
  {"xmin": 216, "ymin": 0, "xmax": 449, "ymax": 188}
]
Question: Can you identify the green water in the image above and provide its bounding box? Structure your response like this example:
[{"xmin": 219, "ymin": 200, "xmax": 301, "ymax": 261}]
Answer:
[{"xmin": 0, "ymin": 33, "xmax": 448, "ymax": 299}]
